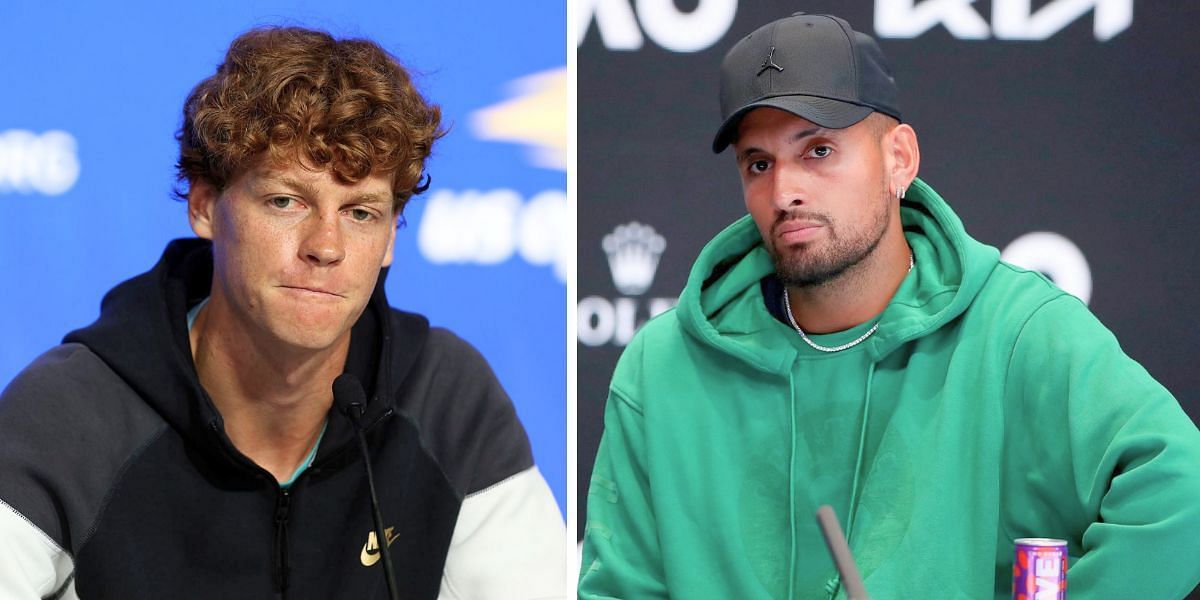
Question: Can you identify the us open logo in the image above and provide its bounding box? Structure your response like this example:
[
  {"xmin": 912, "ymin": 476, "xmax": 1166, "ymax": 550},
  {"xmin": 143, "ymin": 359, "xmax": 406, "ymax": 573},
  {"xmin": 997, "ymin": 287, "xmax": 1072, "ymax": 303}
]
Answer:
[
  {"xmin": 417, "ymin": 188, "xmax": 568, "ymax": 283},
  {"xmin": 578, "ymin": 222, "xmax": 679, "ymax": 347}
]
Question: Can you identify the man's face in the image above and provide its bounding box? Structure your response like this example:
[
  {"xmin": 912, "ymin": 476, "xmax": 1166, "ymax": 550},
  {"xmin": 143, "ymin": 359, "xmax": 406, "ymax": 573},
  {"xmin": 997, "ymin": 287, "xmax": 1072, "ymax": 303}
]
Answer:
[
  {"xmin": 189, "ymin": 162, "xmax": 396, "ymax": 351},
  {"xmin": 734, "ymin": 108, "xmax": 892, "ymax": 287}
]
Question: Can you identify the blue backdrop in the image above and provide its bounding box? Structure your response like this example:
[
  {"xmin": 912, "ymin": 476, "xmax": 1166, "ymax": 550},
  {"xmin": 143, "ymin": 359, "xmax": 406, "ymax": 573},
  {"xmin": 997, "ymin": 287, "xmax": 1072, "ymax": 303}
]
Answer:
[{"xmin": 0, "ymin": 1, "xmax": 567, "ymax": 515}]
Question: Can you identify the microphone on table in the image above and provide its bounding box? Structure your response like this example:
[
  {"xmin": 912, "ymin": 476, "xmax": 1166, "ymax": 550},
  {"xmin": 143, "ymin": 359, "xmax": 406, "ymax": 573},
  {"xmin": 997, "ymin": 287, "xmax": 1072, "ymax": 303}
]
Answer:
[{"xmin": 816, "ymin": 505, "xmax": 870, "ymax": 600}]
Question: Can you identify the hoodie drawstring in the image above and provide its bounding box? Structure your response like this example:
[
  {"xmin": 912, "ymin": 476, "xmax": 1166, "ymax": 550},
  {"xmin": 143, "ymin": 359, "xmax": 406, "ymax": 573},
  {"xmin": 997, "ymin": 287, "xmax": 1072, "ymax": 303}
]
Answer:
[
  {"xmin": 787, "ymin": 370, "xmax": 799, "ymax": 600},
  {"xmin": 826, "ymin": 361, "xmax": 877, "ymax": 600}
]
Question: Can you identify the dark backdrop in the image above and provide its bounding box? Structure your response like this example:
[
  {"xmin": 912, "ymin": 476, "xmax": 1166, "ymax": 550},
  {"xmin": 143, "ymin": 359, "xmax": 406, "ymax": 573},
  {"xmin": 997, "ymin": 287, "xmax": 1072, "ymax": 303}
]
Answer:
[{"xmin": 575, "ymin": 1, "xmax": 1200, "ymax": 579}]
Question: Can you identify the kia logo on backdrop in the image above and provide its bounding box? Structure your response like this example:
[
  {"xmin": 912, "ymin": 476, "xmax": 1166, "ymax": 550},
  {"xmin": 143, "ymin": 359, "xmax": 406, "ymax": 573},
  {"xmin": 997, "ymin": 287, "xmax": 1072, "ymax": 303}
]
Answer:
[
  {"xmin": 575, "ymin": 0, "xmax": 738, "ymax": 52},
  {"xmin": 579, "ymin": 0, "xmax": 1132, "ymax": 51},
  {"xmin": 875, "ymin": 0, "xmax": 1133, "ymax": 41},
  {"xmin": 579, "ymin": 222, "xmax": 679, "ymax": 347}
]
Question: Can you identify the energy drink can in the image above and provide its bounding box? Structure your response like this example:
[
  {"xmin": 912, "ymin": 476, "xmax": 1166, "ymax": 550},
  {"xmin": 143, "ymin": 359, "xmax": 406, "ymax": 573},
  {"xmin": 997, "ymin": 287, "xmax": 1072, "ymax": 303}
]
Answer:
[{"xmin": 1013, "ymin": 538, "xmax": 1068, "ymax": 600}]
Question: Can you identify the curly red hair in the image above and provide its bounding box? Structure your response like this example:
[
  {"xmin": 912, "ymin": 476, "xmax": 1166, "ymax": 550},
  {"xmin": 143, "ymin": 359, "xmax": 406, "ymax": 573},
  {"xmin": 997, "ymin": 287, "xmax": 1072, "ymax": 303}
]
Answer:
[{"xmin": 175, "ymin": 26, "xmax": 444, "ymax": 215}]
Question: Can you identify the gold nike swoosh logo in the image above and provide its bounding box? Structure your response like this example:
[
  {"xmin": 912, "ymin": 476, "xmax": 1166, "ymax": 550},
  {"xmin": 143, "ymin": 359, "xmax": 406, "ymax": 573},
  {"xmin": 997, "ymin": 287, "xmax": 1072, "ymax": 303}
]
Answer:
[{"xmin": 359, "ymin": 526, "xmax": 399, "ymax": 567}]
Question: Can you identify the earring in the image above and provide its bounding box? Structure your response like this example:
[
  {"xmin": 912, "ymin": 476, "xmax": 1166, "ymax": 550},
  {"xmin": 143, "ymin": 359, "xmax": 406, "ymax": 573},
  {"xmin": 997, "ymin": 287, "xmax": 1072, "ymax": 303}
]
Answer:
[{"xmin": 896, "ymin": 184, "xmax": 906, "ymax": 200}]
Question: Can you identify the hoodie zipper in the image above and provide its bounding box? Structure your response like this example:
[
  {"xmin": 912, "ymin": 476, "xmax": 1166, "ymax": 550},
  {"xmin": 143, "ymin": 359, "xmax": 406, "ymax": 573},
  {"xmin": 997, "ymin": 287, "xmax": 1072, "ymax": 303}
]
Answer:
[
  {"xmin": 206, "ymin": 421, "xmax": 294, "ymax": 595},
  {"xmin": 207, "ymin": 409, "xmax": 396, "ymax": 597},
  {"xmin": 273, "ymin": 488, "xmax": 292, "ymax": 595}
]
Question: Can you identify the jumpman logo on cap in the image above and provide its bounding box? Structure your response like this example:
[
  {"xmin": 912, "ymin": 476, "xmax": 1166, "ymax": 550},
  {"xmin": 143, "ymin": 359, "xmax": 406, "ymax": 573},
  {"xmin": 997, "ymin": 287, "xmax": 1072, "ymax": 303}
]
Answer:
[{"xmin": 757, "ymin": 46, "xmax": 784, "ymax": 76}]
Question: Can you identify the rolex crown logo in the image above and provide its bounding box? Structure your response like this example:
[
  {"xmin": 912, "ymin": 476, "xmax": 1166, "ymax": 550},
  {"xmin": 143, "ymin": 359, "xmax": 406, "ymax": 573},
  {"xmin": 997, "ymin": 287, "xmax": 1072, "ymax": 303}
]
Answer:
[{"xmin": 602, "ymin": 222, "xmax": 666, "ymax": 296}]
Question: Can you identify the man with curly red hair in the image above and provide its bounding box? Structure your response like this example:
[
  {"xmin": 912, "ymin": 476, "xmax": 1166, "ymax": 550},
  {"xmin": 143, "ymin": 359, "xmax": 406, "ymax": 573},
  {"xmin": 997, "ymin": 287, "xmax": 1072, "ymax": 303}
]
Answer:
[{"xmin": 0, "ymin": 27, "xmax": 565, "ymax": 599}]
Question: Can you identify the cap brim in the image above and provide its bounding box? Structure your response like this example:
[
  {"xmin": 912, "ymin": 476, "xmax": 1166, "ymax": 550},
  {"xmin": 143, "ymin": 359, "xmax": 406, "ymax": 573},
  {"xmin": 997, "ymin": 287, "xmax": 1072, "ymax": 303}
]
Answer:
[{"xmin": 711, "ymin": 96, "xmax": 874, "ymax": 153}]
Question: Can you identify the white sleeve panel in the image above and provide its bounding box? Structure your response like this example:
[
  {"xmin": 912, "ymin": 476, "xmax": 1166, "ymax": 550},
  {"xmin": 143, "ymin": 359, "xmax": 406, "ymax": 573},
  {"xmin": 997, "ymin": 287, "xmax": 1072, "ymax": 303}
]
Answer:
[
  {"xmin": 438, "ymin": 466, "xmax": 567, "ymax": 600},
  {"xmin": 0, "ymin": 498, "xmax": 75, "ymax": 600}
]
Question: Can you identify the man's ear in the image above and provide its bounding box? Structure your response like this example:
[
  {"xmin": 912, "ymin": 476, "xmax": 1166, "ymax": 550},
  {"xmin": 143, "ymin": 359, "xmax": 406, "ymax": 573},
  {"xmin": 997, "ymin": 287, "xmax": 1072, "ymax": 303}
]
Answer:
[
  {"xmin": 188, "ymin": 180, "xmax": 219, "ymax": 240},
  {"xmin": 381, "ymin": 216, "xmax": 397, "ymax": 268},
  {"xmin": 887, "ymin": 124, "xmax": 921, "ymax": 195}
]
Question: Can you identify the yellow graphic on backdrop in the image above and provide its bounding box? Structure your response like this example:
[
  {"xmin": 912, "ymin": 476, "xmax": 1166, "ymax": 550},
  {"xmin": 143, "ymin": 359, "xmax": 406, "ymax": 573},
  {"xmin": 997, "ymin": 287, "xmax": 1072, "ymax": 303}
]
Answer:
[{"xmin": 471, "ymin": 68, "xmax": 567, "ymax": 171}]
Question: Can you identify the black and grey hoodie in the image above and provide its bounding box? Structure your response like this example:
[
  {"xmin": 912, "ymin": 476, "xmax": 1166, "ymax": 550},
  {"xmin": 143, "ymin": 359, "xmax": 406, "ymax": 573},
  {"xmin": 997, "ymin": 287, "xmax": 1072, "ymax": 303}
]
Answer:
[{"xmin": 0, "ymin": 239, "xmax": 565, "ymax": 599}]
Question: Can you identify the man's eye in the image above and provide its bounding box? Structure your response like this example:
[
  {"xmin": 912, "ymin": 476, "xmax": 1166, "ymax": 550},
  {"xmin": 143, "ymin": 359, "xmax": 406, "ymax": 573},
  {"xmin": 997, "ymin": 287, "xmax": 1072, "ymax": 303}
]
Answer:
[
  {"xmin": 350, "ymin": 208, "xmax": 375, "ymax": 222},
  {"xmin": 749, "ymin": 159, "xmax": 770, "ymax": 174},
  {"xmin": 270, "ymin": 197, "xmax": 293, "ymax": 209},
  {"xmin": 809, "ymin": 145, "xmax": 832, "ymax": 158}
]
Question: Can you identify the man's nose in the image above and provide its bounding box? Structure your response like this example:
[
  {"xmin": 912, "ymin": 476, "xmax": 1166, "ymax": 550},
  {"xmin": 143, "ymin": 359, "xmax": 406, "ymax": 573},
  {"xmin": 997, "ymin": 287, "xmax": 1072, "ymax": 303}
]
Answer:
[
  {"xmin": 771, "ymin": 165, "xmax": 807, "ymax": 212},
  {"xmin": 299, "ymin": 213, "xmax": 345, "ymax": 267}
]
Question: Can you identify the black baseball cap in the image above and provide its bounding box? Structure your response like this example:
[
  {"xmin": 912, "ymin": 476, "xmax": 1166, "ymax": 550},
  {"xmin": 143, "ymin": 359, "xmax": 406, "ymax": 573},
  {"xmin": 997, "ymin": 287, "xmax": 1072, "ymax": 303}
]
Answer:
[{"xmin": 712, "ymin": 13, "xmax": 901, "ymax": 153}]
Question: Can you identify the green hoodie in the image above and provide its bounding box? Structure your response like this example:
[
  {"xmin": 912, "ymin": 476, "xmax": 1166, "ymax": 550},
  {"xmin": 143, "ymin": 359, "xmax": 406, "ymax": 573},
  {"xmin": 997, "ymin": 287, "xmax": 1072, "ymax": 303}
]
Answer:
[{"xmin": 580, "ymin": 179, "xmax": 1200, "ymax": 599}]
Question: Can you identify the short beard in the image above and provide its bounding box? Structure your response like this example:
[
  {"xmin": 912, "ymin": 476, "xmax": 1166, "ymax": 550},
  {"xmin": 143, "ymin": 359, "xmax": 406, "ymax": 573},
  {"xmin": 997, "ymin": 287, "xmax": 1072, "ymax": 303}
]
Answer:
[{"xmin": 770, "ymin": 183, "xmax": 891, "ymax": 288}]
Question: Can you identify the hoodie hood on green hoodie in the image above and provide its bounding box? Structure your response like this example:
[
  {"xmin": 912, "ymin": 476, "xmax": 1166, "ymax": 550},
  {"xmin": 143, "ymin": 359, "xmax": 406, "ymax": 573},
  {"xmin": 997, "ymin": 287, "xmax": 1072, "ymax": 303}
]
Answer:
[{"xmin": 676, "ymin": 177, "xmax": 998, "ymax": 372}]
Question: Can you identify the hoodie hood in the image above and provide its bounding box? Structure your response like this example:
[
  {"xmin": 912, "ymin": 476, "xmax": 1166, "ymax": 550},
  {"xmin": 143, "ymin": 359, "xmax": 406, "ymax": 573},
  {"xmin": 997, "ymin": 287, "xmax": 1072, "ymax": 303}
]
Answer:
[
  {"xmin": 63, "ymin": 238, "xmax": 430, "ymax": 477},
  {"xmin": 675, "ymin": 178, "xmax": 999, "ymax": 374}
]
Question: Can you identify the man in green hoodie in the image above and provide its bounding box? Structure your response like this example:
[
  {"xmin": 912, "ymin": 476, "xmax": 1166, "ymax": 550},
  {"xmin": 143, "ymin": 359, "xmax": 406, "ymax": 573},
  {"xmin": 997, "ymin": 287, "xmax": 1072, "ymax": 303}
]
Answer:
[{"xmin": 579, "ymin": 13, "xmax": 1200, "ymax": 600}]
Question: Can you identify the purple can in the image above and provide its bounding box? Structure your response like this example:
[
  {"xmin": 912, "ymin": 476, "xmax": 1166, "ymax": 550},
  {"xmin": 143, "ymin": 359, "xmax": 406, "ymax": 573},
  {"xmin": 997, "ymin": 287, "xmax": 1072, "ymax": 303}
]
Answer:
[{"xmin": 1012, "ymin": 538, "xmax": 1068, "ymax": 599}]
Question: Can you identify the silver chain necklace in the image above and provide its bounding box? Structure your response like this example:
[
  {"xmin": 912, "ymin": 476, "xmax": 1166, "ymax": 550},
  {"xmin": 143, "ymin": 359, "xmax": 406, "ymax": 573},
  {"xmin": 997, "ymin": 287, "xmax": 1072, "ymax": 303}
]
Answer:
[{"xmin": 782, "ymin": 253, "xmax": 914, "ymax": 353}]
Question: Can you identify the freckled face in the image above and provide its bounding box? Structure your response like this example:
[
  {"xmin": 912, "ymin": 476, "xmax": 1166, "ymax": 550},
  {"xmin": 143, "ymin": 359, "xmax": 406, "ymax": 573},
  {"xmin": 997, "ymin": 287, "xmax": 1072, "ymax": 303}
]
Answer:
[
  {"xmin": 190, "ymin": 163, "xmax": 396, "ymax": 351},
  {"xmin": 733, "ymin": 108, "xmax": 892, "ymax": 287}
]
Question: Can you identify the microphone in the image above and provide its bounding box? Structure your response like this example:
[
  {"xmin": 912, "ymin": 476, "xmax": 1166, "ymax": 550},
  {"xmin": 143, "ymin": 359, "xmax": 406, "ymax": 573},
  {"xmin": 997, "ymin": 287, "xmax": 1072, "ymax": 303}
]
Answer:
[
  {"xmin": 333, "ymin": 372, "xmax": 369, "ymax": 418},
  {"xmin": 816, "ymin": 505, "xmax": 870, "ymax": 600},
  {"xmin": 334, "ymin": 373, "xmax": 400, "ymax": 600}
]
